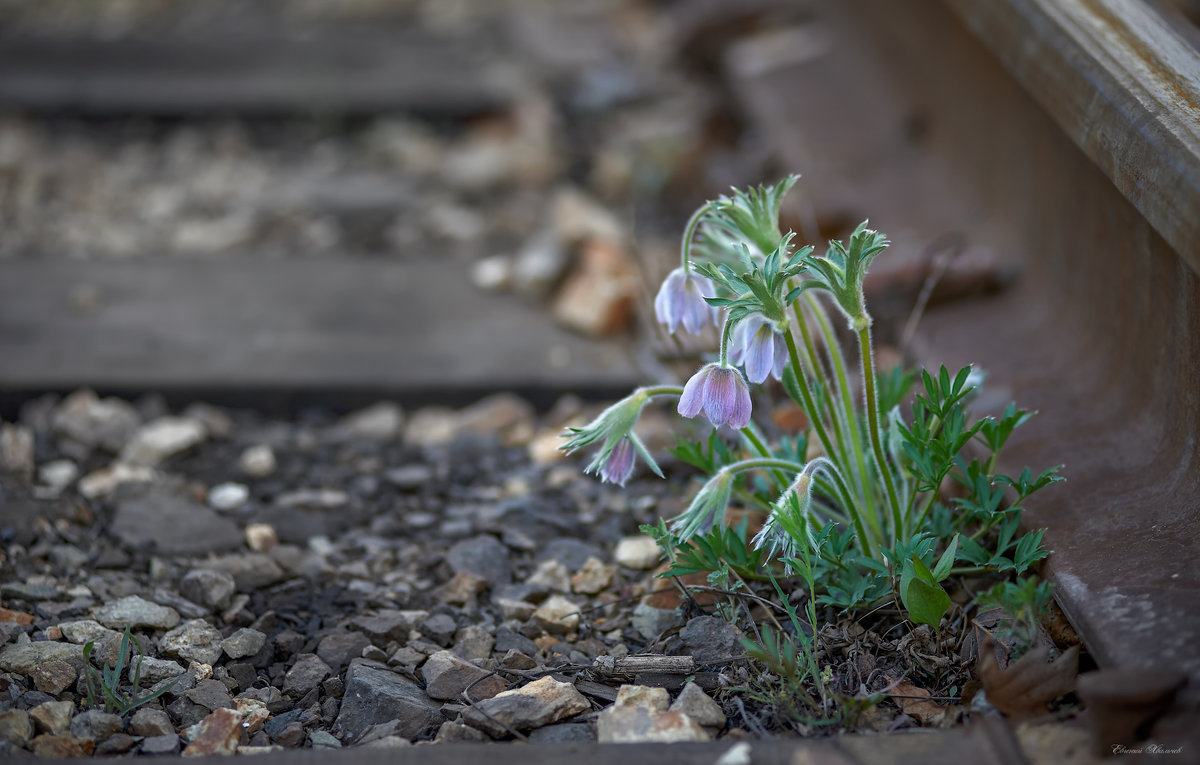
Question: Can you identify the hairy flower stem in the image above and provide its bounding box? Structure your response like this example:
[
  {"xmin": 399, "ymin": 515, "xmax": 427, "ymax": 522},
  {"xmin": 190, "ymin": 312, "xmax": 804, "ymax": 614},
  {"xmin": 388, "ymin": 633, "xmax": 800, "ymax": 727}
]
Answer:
[
  {"xmin": 784, "ymin": 315, "xmax": 879, "ymax": 557},
  {"xmin": 741, "ymin": 425, "xmax": 790, "ymax": 491},
  {"xmin": 724, "ymin": 457, "xmax": 808, "ymax": 476},
  {"xmin": 782, "ymin": 329, "xmax": 837, "ymax": 466},
  {"xmin": 805, "ymin": 295, "xmax": 876, "ymax": 513},
  {"xmin": 639, "ymin": 385, "xmax": 685, "ymax": 399},
  {"xmin": 679, "ymin": 203, "xmax": 714, "ymax": 274},
  {"xmin": 856, "ymin": 325, "xmax": 903, "ymax": 545},
  {"xmin": 796, "ymin": 298, "xmax": 877, "ymax": 530}
]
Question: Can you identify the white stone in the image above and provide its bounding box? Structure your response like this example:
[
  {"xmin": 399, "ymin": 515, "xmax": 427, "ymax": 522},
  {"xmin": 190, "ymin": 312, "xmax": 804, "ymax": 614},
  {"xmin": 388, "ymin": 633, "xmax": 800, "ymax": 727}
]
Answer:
[
  {"xmin": 532, "ymin": 595, "xmax": 581, "ymax": 633},
  {"xmin": 77, "ymin": 462, "xmax": 156, "ymax": 499},
  {"xmin": 38, "ymin": 459, "xmax": 79, "ymax": 491},
  {"xmin": 335, "ymin": 402, "xmax": 404, "ymax": 441},
  {"xmin": 239, "ymin": 445, "xmax": 276, "ymax": 477},
  {"xmin": 471, "ymin": 255, "xmax": 513, "ymax": 292},
  {"xmin": 121, "ymin": 417, "xmax": 207, "ymax": 466},
  {"xmin": 208, "ymin": 482, "xmax": 249, "ymax": 511},
  {"xmin": 244, "ymin": 523, "xmax": 278, "ymax": 553},
  {"xmin": 614, "ymin": 536, "xmax": 661, "ymax": 570}
]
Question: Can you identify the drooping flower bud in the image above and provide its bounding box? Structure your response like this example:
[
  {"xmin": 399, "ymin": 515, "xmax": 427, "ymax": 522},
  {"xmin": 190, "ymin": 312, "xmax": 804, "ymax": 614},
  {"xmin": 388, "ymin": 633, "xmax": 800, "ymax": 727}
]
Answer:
[
  {"xmin": 653, "ymin": 267, "xmax": 718, "ymax": 335},
  {"xmin": 678, "ymin": 363, "xmax": 752, "ymax": 429}
]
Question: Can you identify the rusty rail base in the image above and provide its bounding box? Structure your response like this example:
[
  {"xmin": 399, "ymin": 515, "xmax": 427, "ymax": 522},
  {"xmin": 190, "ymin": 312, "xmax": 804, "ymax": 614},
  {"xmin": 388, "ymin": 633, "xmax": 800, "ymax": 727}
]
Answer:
[
  {"xmin": 32, "ymin": 718, "xmax": 1027, "ymax": 765},
  {"xmin": 721, "ymin": 0, "xmax": 1200, "ymax": 751}
]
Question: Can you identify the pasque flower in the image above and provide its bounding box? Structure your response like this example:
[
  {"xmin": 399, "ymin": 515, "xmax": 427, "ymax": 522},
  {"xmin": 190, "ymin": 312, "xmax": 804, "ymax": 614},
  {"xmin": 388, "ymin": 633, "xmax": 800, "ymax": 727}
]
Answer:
[
  {"xmin": 654, "ymin": 267, "xmax": 717, "ymax": 335},
  {"xmin": 731, "ymin": 314, "xmax": 789, "ymax": 383},
  {"xmin": 597, "ymin": 435, "xmax": 637, "ymax": 486},
  {"xmin": 678, "ymin": 363, "xmax": 752, "ymax": 429},
  {"xmin": 671, "ymin": 469, "xmax": 734, "ymax": 540},
  {"xmin": 561, "ymin": 388, "xmax": 676, "ymax": 487}
]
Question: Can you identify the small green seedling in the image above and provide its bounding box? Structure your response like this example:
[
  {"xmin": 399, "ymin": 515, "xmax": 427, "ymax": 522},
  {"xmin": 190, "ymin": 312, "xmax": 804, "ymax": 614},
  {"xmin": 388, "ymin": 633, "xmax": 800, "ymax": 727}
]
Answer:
[{"xmin": 83, "ymin": 626, "xmax": 177, "ymax": 716}]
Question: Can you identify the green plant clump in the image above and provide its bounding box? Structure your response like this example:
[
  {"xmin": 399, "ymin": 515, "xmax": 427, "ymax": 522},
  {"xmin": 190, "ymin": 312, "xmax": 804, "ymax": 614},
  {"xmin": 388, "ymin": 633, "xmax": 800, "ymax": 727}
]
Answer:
[
  {"xmin": 561, "ymin": 176, "xmax": 1063, "ymax": 727},
  {"xmin": 83, "ymin": 626, "xmax": 177, "ymax": 716}
]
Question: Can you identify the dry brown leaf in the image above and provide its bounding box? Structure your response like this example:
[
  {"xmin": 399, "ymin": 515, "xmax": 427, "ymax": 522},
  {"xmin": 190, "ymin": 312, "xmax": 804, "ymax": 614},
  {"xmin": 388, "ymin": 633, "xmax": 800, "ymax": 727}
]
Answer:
[
  {"xmin": 977, "ymin": 635, "xmax": 1078, "ymax": 720},
  {"xmin": 885, "ymin": 674, "xmax": 947, "ymax": 724}
]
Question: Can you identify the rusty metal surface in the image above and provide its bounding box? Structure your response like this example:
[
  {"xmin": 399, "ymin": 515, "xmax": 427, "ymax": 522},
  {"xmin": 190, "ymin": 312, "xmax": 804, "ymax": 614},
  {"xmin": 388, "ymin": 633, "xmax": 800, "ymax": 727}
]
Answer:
[
  {"xmin": 723, "ymin": 0, "xmax": 1200, "ymax": 744},
  {"xmin": 943, "ymin": 0, "xmax": 1200, "ymax": 271},
  {"xmin": 28, "ymin": 719, "xmax": 1025, "ymax": 765}
]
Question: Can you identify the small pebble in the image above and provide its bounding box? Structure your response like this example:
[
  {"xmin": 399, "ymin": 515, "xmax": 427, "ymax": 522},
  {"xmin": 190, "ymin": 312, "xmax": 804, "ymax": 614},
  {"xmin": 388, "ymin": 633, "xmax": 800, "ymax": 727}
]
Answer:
[{"xmin": 208, "ymin": 482, "xmax": 249, "ymax": 511}]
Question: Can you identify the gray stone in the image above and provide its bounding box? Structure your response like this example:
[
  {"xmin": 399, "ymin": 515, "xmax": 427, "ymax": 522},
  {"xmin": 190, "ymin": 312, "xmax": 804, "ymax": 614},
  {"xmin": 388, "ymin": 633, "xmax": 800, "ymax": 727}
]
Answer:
[
  {"xmin": 57, "ymin": 619, "xmax": 115, "ymax": 645},
  {"xmin": 348, "ymin": 610, "xmax": 425, "ymax": 645},
  {"xmin": 418, "ymin": 613, "xmax": 457, "ymax": 646},
  {"xmin": 120, "ymin": 416, "xmax": 206, "ymax": 466},
  {"xmin": 679, "ymin": 616, "xmax": 744, "ymax": 663},
  {"xmin": 451, "ymin": 625, "xmax": 494, "ymax": 661},
  {"xmin": 201, "ymin": 554, "xmax": 285, "ymax": 590},
  {"xmin": 181, "ymin": 403, "xmax": 233, "ymax": 439},
  {"xmin": 221, "ymin": 628, "xmax": 266, "ymax": 660},
  {"xmin": 0, "ymin": 581, "xmax": 60, "ymax": 600},
  {"xmin": 226, "ymin": 662, "xmax": 258, "ymax": 691},
  {"xmin": 539, "ymin": 538, "xmax": 607, "ymax": 571},
  {"xmin": 493, "ymin": 626, "xmax": 539, "ymax": 656},
  {"xmin": 150, "ymin": 588, "xmax": 208, "ymax": 619},
  {"xmin": 262, "ymin": 709, "xmax": 304, "ymax": 740},
  {"xmin": 669, "ymin": 682, "xmax": 727, "ymax": 730},
  {"xmin": 1, "ymin": 423, "xmax": 35, "ymax": 480},
  {"xmin": 462, "ymin": 676, "xmax": 589, "ymax": 738},
  {"xmin": 500, "ymin": 649, "xmax": 537, "ymax": 670},
  {"xmin": 185, "ymin": 679, "xmax": 233, "ymax": 711},
  {"xmin": 51, "ymin": 390, "xmax": 140, "ymax": 454},
  {"xmin": 141, "ymin": 733, "xmax": 180, "ymax": 755},
  {"xmin": 179, "ymin": 569, "xmax": 237, "ymax": 611},
  {"xmin": 421, "ymin": 650, "xmax": 506, "ymax": 702},
  {"xmin": 527, "ymin": 723, "xmax": 596, "ymax": 744},
  {"xmin": 29, "ymin": 701, "xmax": 74, "ymax": 735},
  {"xmin": 30, "ymin": 659, "xmax": 76, "ymax": 694},
  {"xmin": 130, "ymin": 707, "xmax": 175, "ymax": 738},
  {"xmin": 0, "ymin": 638, "xmax": 84, "ymax": 674},
  {"xmin": 435, "ymin": 720, "xmax": 489, "ymax": 743},
  {"xmin": 92, "ymin": 595, "xmax": 181, "ymax": 630},
  {"xmin": 384, "ymin": 465, "xmax": 433, "ymax": 490},
  {"xmin": 160, "ymin": 619, "xmax": 224, "ymax": 665},
  {"xmin": 316, "ymin": 631, "xmax": 371, "ymax": 672},
  {"xmin": 309, "ymin": 729, "xmax": 342, "ymax": 749},
  {"xmin": 333, "ymin": 659, "xmax": 441, "ymax": 742},
  {"xmin": 69, "ymin": 709, "xmax": 124, "ymax": 742},
  {"xmin": 110, "ymin": 486, "xmax": 242, "ymax": 556},
  {"xmin": 48, "ymin": 543, "xmax": 89, "ymax": 569},
  {"xmin": 273, "ymin": 722, "xmax": 306, "ymax": 748},
  {"xmin": 446, "ymin": 536, "xmax": 511, "ymax": 587},
  {"xmin": 0, "ymin": 709, "xmax": 33, "ymax": 747},
  {"xmin": 631, "ymin": 602, "xmax": 684, "ymax": 641},
  {"xmin": 95, "ymin": 732, "xmax": 138, "ymax": 755},
  {"xmin": 129, "ymin": 656, "xmax": 186, "ymax": 686},
  {"xmin": 333, "ymin": 402, "xmax": 404, "ymax": 441},
  {"xmin": 283, "ymin": 654, "xmax": 331, "ymax": 697}
]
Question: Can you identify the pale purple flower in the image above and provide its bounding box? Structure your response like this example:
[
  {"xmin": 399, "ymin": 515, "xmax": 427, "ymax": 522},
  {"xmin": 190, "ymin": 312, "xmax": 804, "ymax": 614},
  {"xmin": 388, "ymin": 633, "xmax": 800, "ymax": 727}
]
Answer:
[
  {"xmin": 598, "ymin": 436, "xmax": 636, "ymax": 486},
  {"xmin": 731, "ymin": 315, "xmax": 788, "ymax": 384},
  {"xmin": 678, "ymin": 363, "xmax": 752, "ymax": 429},
  {"xmin": 654, "ymin": 267, "xmax": 717, "ymax": 335}
]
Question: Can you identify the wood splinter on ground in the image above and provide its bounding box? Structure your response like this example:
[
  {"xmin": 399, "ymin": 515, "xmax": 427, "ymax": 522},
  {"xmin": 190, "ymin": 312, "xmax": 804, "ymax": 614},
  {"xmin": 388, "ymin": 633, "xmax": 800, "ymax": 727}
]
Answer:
[{"xmin": 592, "ymin": 655, "xmax": 697, "ymax": 676}]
